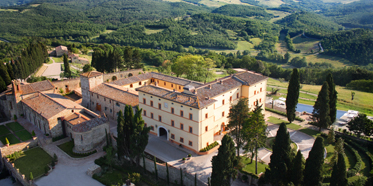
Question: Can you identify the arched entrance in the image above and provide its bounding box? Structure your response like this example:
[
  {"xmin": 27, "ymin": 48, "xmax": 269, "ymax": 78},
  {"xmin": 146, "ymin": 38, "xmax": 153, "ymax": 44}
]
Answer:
[{"xmin": 158, "ymin": 126, "xmax": 168, "ymax": 140}]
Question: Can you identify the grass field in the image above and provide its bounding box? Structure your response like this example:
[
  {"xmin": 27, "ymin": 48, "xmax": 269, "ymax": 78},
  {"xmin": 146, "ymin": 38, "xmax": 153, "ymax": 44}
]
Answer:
[
  {"xmin": 14, "ymin": 147, "xmax": 53, "ymax": 180},
  {"xmin": 267, "ymin": 116, "xmax": 302, "ymax": 130},
  {"xmin": 144, "ymin": 28, "xmax": 164, "ymax": 35},
  {"xmin": 30, "ymin": 4, "xmax": 41, "ymax": 7},
  {"xmin": 292, "ymin": 35, "xmax": 320, "ymax": 54},
  {"xmin": 198, "ymin": 0, "xmax": 250, "ymax": 7},
  {"xmin": 0, "ymin": 125, "xmax": 11, "ymax": 136},
  {"xmin": 267, "ymin": 10, "xmax": 291, "ymax": 23},
  {"xmin": 267, "ymin": 78, "xmax": 373, "ymax": 115},
  {"xmin": 6, "ymin": 122, "xmax": 25, "ymax": 132},
  {"xmin": 14, "ymin": 130, "xmax": 33, "ymax": 141},
  {"xmin": 207, "ymin": 38, "xmax": 262, "ymax": 55},
  {"xmin": 58, "ymin": 141, "xmax": 96, "ymax": 158},
  {"xmin": 0, "ymin": 9, "xmax": 18, "ymax": 12},
  {"xmin": 254, "ymin": 0, "xmax": 284, "ymax": 7},
  {"xmin": 241, "ymin": 157, "xmax": 268, "ymax": 175},
  {"xmin": 299, "ymin": 128, "xmax": 321, "ymax": 138},
  {"xmin": 0, "ymin": 134, "xmax": 20, "ymax": 145},
  {"xmin": 51, "ymin": 57, "xmax": 63, "ymax": 63}
]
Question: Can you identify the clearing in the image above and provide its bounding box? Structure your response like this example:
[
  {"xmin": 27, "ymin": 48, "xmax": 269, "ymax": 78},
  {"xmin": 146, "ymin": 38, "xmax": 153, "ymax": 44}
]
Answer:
[
  {"xmin": 144, "ymin": 28, "xmax": 164, "ymax": 35},
  {"xmin": 202, "ymin": 38, "xmax": 262, "ymax": 55},
  {"xmin": 292, "ymin": 35, "xmax": 320, "ymax": 54},
  {"xmin": 267, "ymin": 10, "xmax": 291, "ymax": 23},
  {"xmin": 198, "ymin": 0, "xmax": 252, "ymax": 7}
]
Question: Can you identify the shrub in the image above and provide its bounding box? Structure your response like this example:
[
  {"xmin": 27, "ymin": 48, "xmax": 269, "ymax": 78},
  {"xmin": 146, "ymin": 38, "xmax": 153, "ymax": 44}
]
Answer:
[
  {"xmin": 128, "ymin": 173, "xmax": 141, "ymax": 184},
  {"xmin": 182, "ymin": 157, "xmax": 186, "ymax": 161},
  {"xmin": 44, "ymin": 166, "xmax": 49, "ymax": 174},
  {"xmin": 199, "ymin": 141, "xmax": 219, "ymax": 152},
  {"xmin": 344, "ymin": 143, "xmax": 362, "ymax": 177},
  {"xmin": 31, "ymin": 130, "xmax": 36, "ymax": 137},
  {"xmin": 51, "ymin": 160, "xmax": 55, "ymax": 167},
  {"xmin": 5, "ymin": 137, "xmax": 9, "ymax": 145},
  {"xmin": 29, "ymin": 172, "xmax": 33, "ymax": 180},
  {"xmin": 53, "ymin": 154, "xmax": 58, "ymax": 162},
  {"xmin": 188, "ymin": 154, "xmax": 191, "ymax": 157},
  {"xmin": 320, "ymin": 133, "xmax": 328, "ymax": 138},
  {"xmin": 13, "ymin": 115, "xmax": 17, "ymax": 121},
  {"xmin": 242, "ymin": 174, "xmax": 248, "ymax": 181}
]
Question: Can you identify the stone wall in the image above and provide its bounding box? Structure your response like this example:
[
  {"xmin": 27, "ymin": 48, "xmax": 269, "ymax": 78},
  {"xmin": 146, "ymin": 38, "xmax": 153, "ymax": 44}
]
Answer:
[
  {"xmin": 139, "ymin": 158, "xmax": 206, "ymax": 186},
  {"xmin": 53, "ymin": 78, "xmax": 81, "ymax": 94},
  {"xmin": 73, "ymin": 122, "xmax": 109, "ymax": 153},
  {"xmin": 3, "ymin": 157, "xmax": 30, "ymax": 186},
  {"xmin": 102, "ymin": 69, "xmax": 143, "ymax": 82}
]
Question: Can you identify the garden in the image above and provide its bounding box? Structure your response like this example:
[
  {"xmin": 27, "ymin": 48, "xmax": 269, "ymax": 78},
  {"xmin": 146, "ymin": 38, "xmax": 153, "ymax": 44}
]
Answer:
[
  {"xmin": 0, "ymin": 122, "xmax": 33, "ymax": 146},
  {"xmin": 57, "ymin": 141, "xmax": 96, "ymax": 158}
]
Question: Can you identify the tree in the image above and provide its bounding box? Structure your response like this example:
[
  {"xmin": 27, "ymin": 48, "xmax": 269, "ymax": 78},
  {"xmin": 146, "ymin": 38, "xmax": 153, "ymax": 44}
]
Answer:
[
  {"xmin": 166, "ymin": 162, "xmax": 170, "ymax": 185},
  {"xmin": 303, "ymin": 136, "xmax": 325, "ymax": 186},
  {"xmin": 129, "ymin": 106, "xmax": 151, "ymax": 166},
  {"xmin": 286, "ymin": 68, "xmax": 300, "ymax": 123},
  {"xmin": 330, "ymin": 137, "xmax": 344, "ymax": 166},
  {"xmin": 154, "ymin": 156, "xmax": 158, "ymax": 180},
  {"xmin": 347, "ymin": 113, "xmax": 373, "ymax": 138},
  {"xmin": 5, "ymin": 137, "xmax": 9, "ymax": 145},
  {"xmin": 0, "ymin": 76, "xmax": 6, "ymax": 92},
  {"xmin": 211, "ymin": 135, "xmax": 237, "ymax": 186},
  {"xmin": 267, "ymin": 123, "xmax": 293, "ymax": 185},
  {"xmin": 63, "ymin": 53, "xmax": 71, "ymax": 78},
  {"xmin": 326, "ymin": 73, "xmax": 338, "ymax": 123},
  {"xmin": 105, "ymin": 146, "xmax": 113, "ymax": 170},
  {"xmin": 123, "ymin": 105, "xmax": 134, "ymax": 158},
  {"xmin": 330, "ymin": 153, "xmax": 347, "ymax": 186},
  {"xmin": 0, "ymin": 62, "xmax": 11, "ymax": 85},
  {"xmin": 312, "ymin": 81, "xmax": 331, "ymax": 131},
  {"xmin": 327, "ymin": 127, "xmax": 335, "ymax": 144},
  {"xmin": 290, "ymin": 150, "xmax": 304, "ymax": 186},
  {"xmin": 117, "ymin": 110, "xmax": 125, "ymax": 160},
  {"xmin": 284, "ymin": 52, "xmax": 291, "ymax": 63},
  {"xmin": 6, "ymin": 62, "xmax": 15, "ymax": 80},
  {"xmin": 171, "ymin": 55, "xmax": 215, "ymax": 82},
  {"xmin": 123, "ymin": 47, "xmax": 133, "ymax": 70},
  {"xmin": 242, "ymin": 101, "xmax": 267, "ymax": 174},
  {"xmin": 29, "ymin": 172, "xmax": 33, "ymax": 181},
  {"xmin": 83, "ymin": 64, "xmax": 94, "ymax": 72},
  {"xmin": 227, "ymin": 98, "xmax": 250, "ymax": 157}
]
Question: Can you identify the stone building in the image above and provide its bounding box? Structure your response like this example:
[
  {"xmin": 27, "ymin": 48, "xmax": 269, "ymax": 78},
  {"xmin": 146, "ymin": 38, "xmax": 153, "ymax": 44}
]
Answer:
[
  {"xmin": 70, "ymin": 54, "xmax": 89, "ymax": 65},
  {"xmin": 55, "ymin": 45, "xmax": 68, "ymax": 57}
]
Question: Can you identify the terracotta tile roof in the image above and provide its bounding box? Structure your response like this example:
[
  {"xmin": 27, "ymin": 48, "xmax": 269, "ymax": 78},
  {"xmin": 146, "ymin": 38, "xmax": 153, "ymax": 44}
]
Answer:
[
  {"xmin": 20, "ymin": 80, "xmax": 55, "ymax": 95},
  {"xmin": 136, "ymin": 85, "xmax": 216, "ymax": 108},
  {"xmin": 80, "ymin": 71, "xmax": 103, "ymax": 78},
  {"xmin": 110, "ymin": 73, "xmax": 153, "ymax": 86},
  {"xmin": 150, "ymin": 72, "xmax": 203, "ymax": 87},
  {"xmin": 44, "ymin": 93, "xmax": 84, "ymax": 109},
  {"xmin": 196, "ymin": 76, "xmax": 242, "ymax": 99},
  {"xmin": 233, "ymin": 71, "xmax": 267, "ymax": 85},
  {"xmin": 90, "ymin": 83, "xmax": 139, "ymax": 106},
  {"xmin": 56, "ymin": 45, "xmax": 67, "ymax": 51},
  {"xmin": 21, "ymin": 93, "xmax": 78, "ymax": 120},
  {"xmin": 72, "ymin": 117, "xmax": 108, "ymax": 133},
  {"xmin": 64, "ymin": 113, "xmax": 89, "ymax": 125}
]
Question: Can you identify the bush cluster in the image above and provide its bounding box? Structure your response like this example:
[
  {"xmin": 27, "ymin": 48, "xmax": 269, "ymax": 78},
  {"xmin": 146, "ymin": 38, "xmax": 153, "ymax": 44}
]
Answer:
[
  {"xmin": 344, "ymin": 143, "xmax": 362, "ymax": 177},
  {"xmin": 344, "ymin": 139, "xmax": 373, "ymax": 176},
  {"xmin": 265, "ymin": 108, "xmax": 305, "ymax": 122},
  {"xmin": 6, "ymin": 151, "xmax": 24, "ymax": 161},
  {"xmin": 52, "ymin": 135, "xmax": 65, "ymax": 142},
  {"xmin": 200, "ymin": 141, "xmax": 219, "ymax": 152}
]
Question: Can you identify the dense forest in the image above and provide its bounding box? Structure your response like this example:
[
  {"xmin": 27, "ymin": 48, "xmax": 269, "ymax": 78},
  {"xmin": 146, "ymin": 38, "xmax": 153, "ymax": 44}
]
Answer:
[
  {"xmin": 212, "ymin": 4, "xmax": 274, "ymax": 21},
  {"xmin": 321, "ymin": 29, "xmax": 373, "ymax": 65}
]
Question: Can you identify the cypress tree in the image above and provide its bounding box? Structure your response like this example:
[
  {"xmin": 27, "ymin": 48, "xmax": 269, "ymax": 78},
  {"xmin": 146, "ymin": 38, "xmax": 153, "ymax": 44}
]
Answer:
[
  {"xmin": 117, "ymin": 110, "xmax": 125, "ymax": 160},
  {"xmin": 195, "ymin": 173, "xmax": 197, "ymax": 186},
  {"xmin": 166, "ymin": 162, "xmax": 170, "ymax": 185},
  {"xmin": 312, "ymin": 81, "xmax": 331, "ymax": 131},
  {"xmin": 63, "ymin": 53, "xmax": 71, "ymax": 77},
  {"xmin": 0, "ymin": 76, "xmax": 6, "ymax": 92},
  {"xmin": 286, "ymin": 68, "xmax": 300, "ymax": 123},
  {"xmin": 123, "ymin": 105, "xmax": 134, "ymax": 157},
  {"xmin": 130, "ymin": 106, "xmax": 151, "ymax": 166},
  {"xmin": 154, "ymin": 156, "xmax": 158, "ymax": 180},
  {"xmin": 303, "ymin": 137, "xmax": 325, "ymax": 186},
  {"xmin": 290, "ymin": 150, "xmax": 305, "ymax": 186},
  {"xmin": 143, "ymin": 153, "xmax": 146, "ymax": 173},
  {"xmin": 180, "ymin": 168, "xmax": 183, "ymax": 186},
  {"xmin": 326, "ymin": 73, "xmax": 338, "ymax": 123},
  {"xmin": 0, "ymin": 62, "xmax": 11, "ymax": 85},
  {"xmin": 7, "ymin": 62, "xmax": 15, "ymax": 79},
  {"xmin": 330, "ymin": 153, "xmax": 347, "ymax": 186},
  {"xmin": 267, "ymin": 123, "xmax": 292, "ymax": 185},
  {"xmin": 211, "ymin": 135, "xmax": 237, "ymax": 186}
]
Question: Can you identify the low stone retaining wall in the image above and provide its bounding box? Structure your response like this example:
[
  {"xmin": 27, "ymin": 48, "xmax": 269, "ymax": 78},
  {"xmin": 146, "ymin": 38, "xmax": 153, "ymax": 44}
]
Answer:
[{"xmin": 3, "ymin": 157, "xmax": 31, "ymax": 186}]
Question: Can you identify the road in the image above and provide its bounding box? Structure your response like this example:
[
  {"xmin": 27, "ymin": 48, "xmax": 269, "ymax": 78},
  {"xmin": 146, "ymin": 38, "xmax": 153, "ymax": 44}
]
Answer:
[{"xmin": 42, "ymin": 57, "xmax": 63, "ymax": 79}]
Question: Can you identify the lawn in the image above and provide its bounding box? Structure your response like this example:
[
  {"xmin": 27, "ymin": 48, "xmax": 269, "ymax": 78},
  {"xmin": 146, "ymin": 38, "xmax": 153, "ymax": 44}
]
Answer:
[
  {"xmin": 292, "ymin": 35, "xmax": 320, "ymax": 54},
  {"xmin": 299, "ymin": 128, "xmax": 321, "ymax": 138},
  {"xmin": 6, "ymin": 122, "xmax": 25, "ymax": 132},
  {"xmin": 15, "ymin": 130, "xmax": 33, "ymax": 141},
  {"xmin": 51, "ymin": 57, "xmax": 63, "ymax": 63},
  {"xmin": 14, "ymin": 147, "xmax": 53, "ymax": 180},
  {"xmin": 58, "ymin": 141, "xmax": 96, "ymax": 158},
  {"xmin": 241, "ymin": 157, "xmax": 268, "ymax": 175},
  {"xmin": 0, "ymin": 134, "xmax": 20, "ymax": 145},
  {"xmin": 267, "ymin": 116, "xmax": 302, "ymax": 130},
  {"xmin": 144, "ymin": 28, "xmax": 164, "ymax": 35},
  {"xmin": 267, "ymin": 10, "xmax": 291, "ymax": 23},
  {"xmin": 0, "ymin": 125, "xmax": 11, "ymax": 136}
]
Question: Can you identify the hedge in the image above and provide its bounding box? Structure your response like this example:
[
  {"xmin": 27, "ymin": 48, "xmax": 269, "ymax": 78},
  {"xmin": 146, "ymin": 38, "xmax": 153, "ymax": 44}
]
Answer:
[
  {"xmin": 344, "ymin": 143, "xmax": 362, "ymax": 177},
  {"xmin": 265, "ymin": 108, "xmax": 305, "ymax": 122},
  {"xmin": 344, "ymin": 139, "xmax": 373, "ymax": 176},
  {"xmin": 200, "ymin": 141, "xmax": 219, "ymax": 152}
]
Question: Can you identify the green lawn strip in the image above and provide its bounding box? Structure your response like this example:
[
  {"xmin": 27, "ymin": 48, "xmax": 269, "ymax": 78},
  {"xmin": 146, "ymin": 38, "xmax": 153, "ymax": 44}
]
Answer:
[
  {"xmin": 0, "ymin": 125, "xmax": 11, "ymax": 136},
  {"xmin": 241, "ymin": 157, "xmax": 268, "ymax": 175},
  {"xmin": 344, "ymin": 144, "xmax": 355, "ymax": 169},
  {"xmin": 6, "ymin": 122, "xmax": 25, "ymax": 132},
  {"xmin": 58, "ymin": 141, "xmax": 95, "ymax": 158},
  {"xmin": 0, "ymin": 134, "xmax": 20, "ymax": 145},
  {"xmin": 14, "ymin": 147, "xmax": 53, "ymax": 180},
  {"xmin": 267, "ymin": 116, "xmax": 302, "ymax": 130},
  {"xmin": 299, "ymin": 128, "xmax": 321, "ymax": 138},
  {"xmin": 14, "ymin": 130, "xmax": 33, "ymax": 141}
]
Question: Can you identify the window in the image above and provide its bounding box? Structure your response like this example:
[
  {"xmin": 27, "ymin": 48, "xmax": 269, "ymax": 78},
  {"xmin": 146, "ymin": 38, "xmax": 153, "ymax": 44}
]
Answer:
[
  {"xmin": 91, "ymin": 93, "xmax": 93, "ymax": 96},
  {"xmin": 260, "ymin": 88, "xmax": 262, "ymax": 92},
  {"xmin": 222, "ymin": 111, "xmax": 225, "ymax": 117},
  {"xmin": 180, "ymin": 110, "xmax": 184, "ymax": 117},
  {"xmin": 143, "ymin": 98, "xmax": 146, "ymax": 104},
  {"xmin": 92, "ymin": 101, "xmax": 94, "ymax": 105},
  {"xmin": 180, "ymin": 137, "xmax": 184, "ymax": 143},
  {"xmin": 158, "ymin": 103, "xmax": 161, "ymax": 110},
  {"xmin": 110, "ymin": 100, "xmax": 112, "ymax": 103},
  {"xmin": 171, "ymin": 120, "xmax": 175, "ymax": 127},
  {"xmin": 222, "ymin": 100, "xmax": 225, "ymax": 105},
  {"xmin": 105, "ymin": 107, "xmax": 107, "ymax": 111},
  {"xmin": 164, "ymin": 82, "xmax": 166, "ymax": 86},
  {"xmin": 230, "ymin": 96, "xmax": 232, "ymax": 102},
  {"xmin": 179, "ymin": 86, "xmax": 181, "ymax": 90},
  {"xmin": 110, "ymin": 109, "xmax": 112, "ymax": 113},
  {"xmin": 150, "ymin": 101, "xmax": 153, "ymax": 107},
  {"xmin": 189, "ymin": 127, "xmax": 193, "ymax": 133},
  {"xmin": 139, "ymin": 81, "xmax": 142, "ymax": 85},
  {"xmin": 116, "ymin": 102, "xmax": 120, "ymax": 107},
  {"xmin": 237, "ymin": 93, "xmax": 239, "ymax": 98},
  {"xmin": 151, "ymin": 126, "xmax": 154, "ymax": 131},
  {"xmin": 151, "ymin": 113, "xmax": 154, "ymax": 119},
  {"xmin": 9, "ymin": 102, "xmax": 12, "ymax": 109},
  {"xmin": 254, "ymin": 91, "xmax": 256, "ymax": 95},
  {"xmin": 205, "ymin": 113, "xmax": 208, "ymax": 119},
  {"xmin": 144, "ymin": 110, "xmax": 146, "ymax": 116},
  {"xmin": 171, "ymin": 107, "xmax": 174, "ymax": 114},
  {"xmin": 97, "ymin": 95, "xmax": 99, "ymax": 99},
  {"xmin": 189, "ymin": 141, "xmax": 193, "ymax": 146},
  {"xmin": 159, "ymin": 115, "xmax": 162, "ymax": 122},
  {"xmin": 104, "ymin": 98, "xmax": 106, "ymax": 101},
  {"xmin": 180, "ymin": 123, "xmax": 184, "ymax": 130},
  {"xmin": 189, "ymin": 113, "xmax": 193, "ymax": 120},
  {"xmin": 171, "ymin": 84, "xmax": 174, "ymax": 88},
  {"xmin": 260, "ymin": 98, "xmax": 262, "ymax": 103},
  {"xmin": 171, "ymin": 134, "xmax": 175, "ymax": 139},
  {"xmin": 81, "ymin": 135, "xmax": 83, "ymax": 141},
  {"xmin": 205, "ymin": 126, "xmax": 208, "ymax": 132},
  {"xmin": 130, "ymin": 84, "xmax": 133, "ymax": 88}
]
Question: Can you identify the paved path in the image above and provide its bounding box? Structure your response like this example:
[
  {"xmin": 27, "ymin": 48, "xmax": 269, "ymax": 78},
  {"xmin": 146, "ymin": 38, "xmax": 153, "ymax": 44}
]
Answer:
[
  {"xmin": 35, "ymin": 140, "xmax": 105, "ymax": 186},
  {"xmin": 42, "ymin": 57, "xmax": 62, "ymax": 79}
]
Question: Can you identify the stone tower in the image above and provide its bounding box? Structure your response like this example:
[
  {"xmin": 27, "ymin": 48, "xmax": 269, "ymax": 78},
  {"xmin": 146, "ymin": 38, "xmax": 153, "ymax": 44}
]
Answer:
[{"xmin": 80, "ymin": 71, "xmax": 103, "ymax": 108}]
